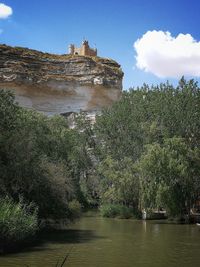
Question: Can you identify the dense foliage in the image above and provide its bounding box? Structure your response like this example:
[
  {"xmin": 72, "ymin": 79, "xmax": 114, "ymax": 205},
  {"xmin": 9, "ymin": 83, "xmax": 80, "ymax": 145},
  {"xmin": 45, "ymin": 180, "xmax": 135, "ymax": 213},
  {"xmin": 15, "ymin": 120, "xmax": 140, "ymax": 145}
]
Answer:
[
  {"xmin": 80, "ymin": 78, "xmax": 200, "ymax": 219},
  {"xmin": 100, "ymin": 204, "xmax": 133, "ymax": 219},
  {"xmin": 138, "ymin": 137, "xmax": 200, "ymax": 216},
  {"xmin": 0, "ymin": 90, "xmax": 89, "ymax": 232}
]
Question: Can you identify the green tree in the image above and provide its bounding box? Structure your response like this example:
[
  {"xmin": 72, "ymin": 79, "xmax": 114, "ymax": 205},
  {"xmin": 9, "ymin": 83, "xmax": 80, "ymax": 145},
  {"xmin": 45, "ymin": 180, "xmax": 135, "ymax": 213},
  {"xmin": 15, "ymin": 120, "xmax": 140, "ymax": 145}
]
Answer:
[
  {"xmin": 95, "ymin": 78, "xmax": 200, "ymax": 161},
  {"xmin": 98, "ymin": 156, "xmax": 139, "ymax": 209},
  {"xmin": 93, "ymin": 78, "xmax": 200, "ymax": 215},
  {"xmin": 138, "ymin": 137, "xmax": 200, "ymax": 217},
  {"xmin": 0, "ymin": 90, "xmax": 80, "ymax": 219}
]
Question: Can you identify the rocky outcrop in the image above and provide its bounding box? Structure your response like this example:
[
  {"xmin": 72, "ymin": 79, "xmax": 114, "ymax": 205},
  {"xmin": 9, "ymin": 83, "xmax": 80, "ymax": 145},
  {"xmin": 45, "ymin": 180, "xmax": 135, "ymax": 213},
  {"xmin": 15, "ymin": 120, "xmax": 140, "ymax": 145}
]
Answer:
[{"xmin": 0, "ymin": 44, "xmax": 123, "ymax": 115}]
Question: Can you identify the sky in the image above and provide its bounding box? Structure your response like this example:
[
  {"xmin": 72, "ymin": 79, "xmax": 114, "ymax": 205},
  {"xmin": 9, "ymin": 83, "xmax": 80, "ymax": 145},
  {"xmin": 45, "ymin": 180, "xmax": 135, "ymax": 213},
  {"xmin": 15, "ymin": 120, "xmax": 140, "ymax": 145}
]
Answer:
[{"xmin": 0, "ymin": 0, "xmax": 200, "ymax": 89}]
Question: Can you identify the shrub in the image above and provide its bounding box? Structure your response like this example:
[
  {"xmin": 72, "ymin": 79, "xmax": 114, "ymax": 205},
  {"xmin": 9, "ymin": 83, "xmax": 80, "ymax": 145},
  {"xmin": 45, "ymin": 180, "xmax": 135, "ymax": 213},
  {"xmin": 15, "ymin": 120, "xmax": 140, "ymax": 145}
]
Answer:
[
  {"xmin": 100, "ymin": 204, "xmax": 133, "ymax": 219},
  {"xmin": 68, "ymin": 200, "xmax": 82, "ymax": 220},
  {"xmin": 0, "ymin": 196, "xmax": 39, "ymax": 247},
  {"xmin": 0, "ymin": 90, "xmax": 79, "ymax": 221}
]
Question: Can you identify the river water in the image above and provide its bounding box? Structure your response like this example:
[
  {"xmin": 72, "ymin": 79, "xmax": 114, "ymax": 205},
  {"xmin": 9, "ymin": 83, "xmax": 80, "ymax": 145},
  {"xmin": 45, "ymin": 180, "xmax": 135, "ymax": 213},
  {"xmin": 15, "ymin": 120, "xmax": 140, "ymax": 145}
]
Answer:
[{"xmin": 1, "ymin": 213, "xmax": 200, "ymax": 267}]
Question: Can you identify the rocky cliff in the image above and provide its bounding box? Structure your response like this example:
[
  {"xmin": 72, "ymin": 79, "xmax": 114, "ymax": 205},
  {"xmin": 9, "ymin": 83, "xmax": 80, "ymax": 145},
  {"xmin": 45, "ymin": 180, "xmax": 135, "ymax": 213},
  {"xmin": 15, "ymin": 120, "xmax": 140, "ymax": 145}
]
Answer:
[{"xmin": 0, "ymin": 44, "xmax": 123, "ymax": 115}]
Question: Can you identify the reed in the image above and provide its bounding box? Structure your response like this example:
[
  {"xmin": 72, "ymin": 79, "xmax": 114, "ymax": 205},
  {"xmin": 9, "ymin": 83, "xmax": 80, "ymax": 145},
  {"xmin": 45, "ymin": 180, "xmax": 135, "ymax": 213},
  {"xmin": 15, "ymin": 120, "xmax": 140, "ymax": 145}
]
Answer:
[{"xmin": 0, "ymin": 196, "xmax": 39, "ymax": 247}]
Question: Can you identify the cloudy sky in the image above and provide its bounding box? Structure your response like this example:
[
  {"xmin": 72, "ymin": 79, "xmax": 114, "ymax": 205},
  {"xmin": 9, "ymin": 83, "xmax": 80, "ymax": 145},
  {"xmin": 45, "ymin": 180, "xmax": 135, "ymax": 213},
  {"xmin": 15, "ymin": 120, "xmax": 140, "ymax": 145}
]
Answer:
[{"xmin": 0, "ymin": 0, "xmax": 200, "ymax": 89}]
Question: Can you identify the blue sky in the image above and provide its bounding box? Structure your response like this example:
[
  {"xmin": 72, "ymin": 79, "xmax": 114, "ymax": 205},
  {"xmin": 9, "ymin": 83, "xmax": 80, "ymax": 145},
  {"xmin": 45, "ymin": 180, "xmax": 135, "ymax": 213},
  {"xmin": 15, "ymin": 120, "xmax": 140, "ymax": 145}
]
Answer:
[{"xmin": 0, "ymin": 0, "xmax": 200, "ymax": 89}]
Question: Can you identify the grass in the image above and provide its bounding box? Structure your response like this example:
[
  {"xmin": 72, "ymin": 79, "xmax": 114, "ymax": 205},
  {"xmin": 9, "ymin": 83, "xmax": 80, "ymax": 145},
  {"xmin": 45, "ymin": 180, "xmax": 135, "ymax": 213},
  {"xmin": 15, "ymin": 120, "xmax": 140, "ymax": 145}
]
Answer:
[{"xmin": 0, "ymin": 196, "xmax": 39, "ymax": 251}]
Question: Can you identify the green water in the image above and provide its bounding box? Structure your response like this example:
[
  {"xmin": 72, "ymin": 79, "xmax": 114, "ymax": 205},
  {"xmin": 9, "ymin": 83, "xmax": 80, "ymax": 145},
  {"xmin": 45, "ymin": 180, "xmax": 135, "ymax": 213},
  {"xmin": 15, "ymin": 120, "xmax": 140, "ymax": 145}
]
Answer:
[{"xmin": 1, "ymin": 213, "xmax": 200, "ymax": 267}]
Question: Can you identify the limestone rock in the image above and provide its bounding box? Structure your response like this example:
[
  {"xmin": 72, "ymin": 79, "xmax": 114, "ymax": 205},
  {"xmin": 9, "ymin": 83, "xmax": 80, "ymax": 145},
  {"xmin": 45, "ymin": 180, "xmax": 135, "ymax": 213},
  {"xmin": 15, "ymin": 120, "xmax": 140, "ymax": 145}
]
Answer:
[{"xmin": 0, "ymin": 44, "xmax": 123, "ymax": 115}]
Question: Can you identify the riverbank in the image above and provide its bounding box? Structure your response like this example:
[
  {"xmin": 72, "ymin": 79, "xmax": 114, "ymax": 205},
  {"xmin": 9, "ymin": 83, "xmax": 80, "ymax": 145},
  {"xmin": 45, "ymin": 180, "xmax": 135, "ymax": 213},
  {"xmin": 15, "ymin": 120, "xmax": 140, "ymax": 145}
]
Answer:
[{"xmin": 1, "ymin": 208, "xmax": 199, "ymax": 256}]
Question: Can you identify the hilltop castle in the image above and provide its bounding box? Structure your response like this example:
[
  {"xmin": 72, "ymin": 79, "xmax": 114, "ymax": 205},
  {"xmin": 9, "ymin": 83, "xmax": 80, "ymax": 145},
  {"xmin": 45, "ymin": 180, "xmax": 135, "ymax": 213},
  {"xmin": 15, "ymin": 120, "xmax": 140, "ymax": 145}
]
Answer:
[{"xmin": 68, "ymin": 40, "xmax": 97, "ymax": 56}]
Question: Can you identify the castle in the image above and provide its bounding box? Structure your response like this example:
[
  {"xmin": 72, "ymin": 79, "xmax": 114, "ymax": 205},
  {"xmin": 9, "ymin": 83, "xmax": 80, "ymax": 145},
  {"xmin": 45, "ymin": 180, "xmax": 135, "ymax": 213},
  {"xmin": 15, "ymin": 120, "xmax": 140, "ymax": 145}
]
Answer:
[{"xmin": 68, "ymin": 40, "xmax": 97, "ymax": 56}]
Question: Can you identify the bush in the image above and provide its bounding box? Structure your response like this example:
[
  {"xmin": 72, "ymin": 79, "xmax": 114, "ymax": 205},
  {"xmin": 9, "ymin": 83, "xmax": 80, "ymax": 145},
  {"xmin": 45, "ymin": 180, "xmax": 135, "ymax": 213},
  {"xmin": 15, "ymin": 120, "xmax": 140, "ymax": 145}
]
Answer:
[
  {"xmin": 100, "ymin": 204, "xmax": 133, "ymax": 219},
  {"xmin": 0, "ymin": 197, "xmax": 39, "ymax": 248},
  {"xmin": 68, "ymin": 200, "xmax": 82, "ymax": 220},
  {"xmin": 0, "ymin": 90, "xmax": 77, "ymax": 220}
]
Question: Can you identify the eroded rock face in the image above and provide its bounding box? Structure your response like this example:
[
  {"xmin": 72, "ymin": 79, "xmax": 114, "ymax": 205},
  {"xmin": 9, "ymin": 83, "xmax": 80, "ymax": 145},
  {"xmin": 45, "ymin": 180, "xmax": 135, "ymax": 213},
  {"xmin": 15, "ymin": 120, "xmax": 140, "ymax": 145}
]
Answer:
[{"xmin": 0, "ymin": 44, "xmax": 123, "ymax": 115}]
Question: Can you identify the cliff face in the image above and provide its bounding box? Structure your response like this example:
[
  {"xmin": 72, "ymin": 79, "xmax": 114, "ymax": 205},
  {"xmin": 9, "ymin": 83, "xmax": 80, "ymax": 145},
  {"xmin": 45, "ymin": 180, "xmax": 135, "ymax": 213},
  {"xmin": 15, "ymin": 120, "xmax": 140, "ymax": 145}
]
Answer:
[{"xmin": 0, "ymin": 44, "xmax": 123, "ymax": 115}]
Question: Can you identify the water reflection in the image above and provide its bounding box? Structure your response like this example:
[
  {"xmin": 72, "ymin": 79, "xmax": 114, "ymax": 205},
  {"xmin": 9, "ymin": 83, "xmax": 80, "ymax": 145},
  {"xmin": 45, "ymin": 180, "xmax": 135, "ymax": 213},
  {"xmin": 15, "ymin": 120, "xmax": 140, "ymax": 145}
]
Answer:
[
  {"xmin": 1, "ymin": 215, "xmax": 200, "ymax": 267},
  {"xmin": 39, "ymin": 229, "xmax": 103, "ymax": 245},
  {"xmin": 142, "ymin": 220, "xmax": 146, "ymax": 233},
  {"xmin": 152, "ymin": 224, "xmax": 160, "ymax": 235}
]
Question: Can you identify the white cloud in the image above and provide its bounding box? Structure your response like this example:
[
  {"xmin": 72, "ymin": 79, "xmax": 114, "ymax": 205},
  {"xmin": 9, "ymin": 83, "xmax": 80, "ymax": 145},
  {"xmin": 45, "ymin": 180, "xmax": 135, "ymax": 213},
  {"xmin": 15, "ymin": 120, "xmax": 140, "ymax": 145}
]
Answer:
[
  {"xmin": 134, "ymin": 30, "xmax": 200, "ymax": 78},
  {"xmin": 0, "ymin": 3, "xmax": 12, "ymax": 19}
]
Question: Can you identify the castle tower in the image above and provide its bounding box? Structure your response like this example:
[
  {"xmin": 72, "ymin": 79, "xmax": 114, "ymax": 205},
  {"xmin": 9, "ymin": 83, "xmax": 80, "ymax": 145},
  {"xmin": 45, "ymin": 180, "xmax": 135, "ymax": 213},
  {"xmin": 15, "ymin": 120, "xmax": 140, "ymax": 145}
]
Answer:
[
  {"xmin": 82, "ymin": 40, "xmax": 89, "ymax": 55},
  {"xmin": 68, "ymin": 41, "xmax": 97, "ymax": 56},
  {"xmin": 68, "ymin": 44, "xmax": 75, "ymax": 54}
]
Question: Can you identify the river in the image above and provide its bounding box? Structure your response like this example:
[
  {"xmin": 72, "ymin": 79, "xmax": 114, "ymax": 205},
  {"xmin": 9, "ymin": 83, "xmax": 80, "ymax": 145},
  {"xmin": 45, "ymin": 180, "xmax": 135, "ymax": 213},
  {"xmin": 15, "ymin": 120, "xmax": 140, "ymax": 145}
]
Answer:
[{"xmin": 1, "ymin": 213, "xmax": 200, "ymax": 267}]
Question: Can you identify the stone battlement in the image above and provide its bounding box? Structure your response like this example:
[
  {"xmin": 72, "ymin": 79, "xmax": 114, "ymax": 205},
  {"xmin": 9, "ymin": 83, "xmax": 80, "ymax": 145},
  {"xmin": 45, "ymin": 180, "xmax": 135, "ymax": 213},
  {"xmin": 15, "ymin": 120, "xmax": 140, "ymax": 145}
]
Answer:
[{"xmin": 68, "ymin": 40, "xmax": 97, "ymax": 56}]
